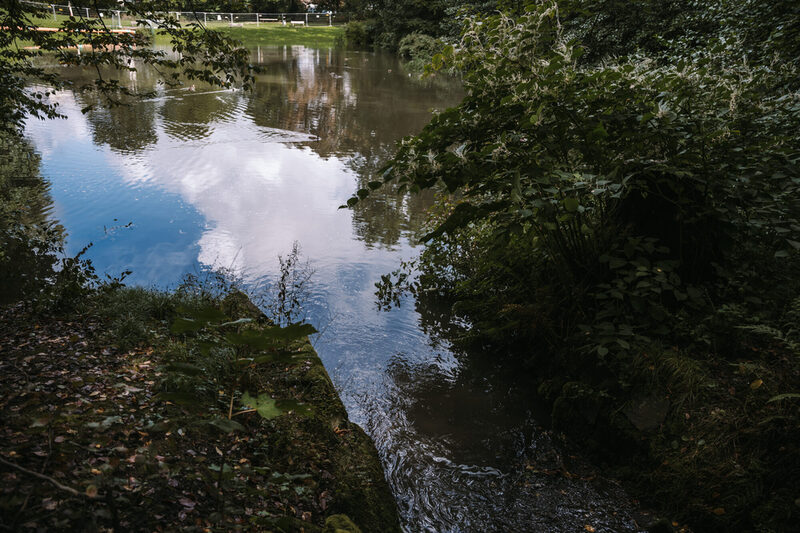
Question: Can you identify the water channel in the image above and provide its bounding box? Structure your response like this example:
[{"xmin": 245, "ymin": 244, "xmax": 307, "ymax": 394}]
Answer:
[{"xmin": 25, "ymin": 45, "xmax": 648, "ymax": 532}]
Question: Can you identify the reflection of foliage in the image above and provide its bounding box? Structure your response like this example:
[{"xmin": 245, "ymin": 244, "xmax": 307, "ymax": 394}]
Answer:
[
  {"xmin": 349, "ymin": 148, "xmax": 439, "ymax": 249},
  {"xmin": 45, "ymin": 46, "xmax": 460, "ymax": 251},
  {"xmin": 0, "ymin": 134, "xmax": 58, "ymax": 304},
  {"xmin": 244, "ymin": 48, "xmax": 461, "ymax": 248},
  {"xmin": 0, "ymin": 133, "xmax": 98, "ymax": 309},
  {"xmin": 158, "ymin": 89, "xmax": 231, "ymax": 141},
  {"xmin": 248, "ymin": 50, "xmax": 457, "ymax": 157},
  {"xmin": 85, "ymin": 101, "xmax": 159, "ymax": 153}
]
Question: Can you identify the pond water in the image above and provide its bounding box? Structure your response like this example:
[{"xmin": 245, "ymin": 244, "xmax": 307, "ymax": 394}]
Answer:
[{"xmin": 24, "ymin": 46, "xmax": 647, "ymax": 532}]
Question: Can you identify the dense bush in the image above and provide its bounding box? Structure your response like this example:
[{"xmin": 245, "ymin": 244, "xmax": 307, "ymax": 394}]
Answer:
[
  {"xmin": 344, "ymin": 20, "xmax": 371, "ymax": 47},
  {"xmin": 397, "ymin": 33, "xmax": 441, "ymax": 61},
  {"xmin": 360, "ymin": 2, "xmax": 800, "ymax": 529},
  {"xmin": 364, "ymin": 1, "xmax": 800, "ymax": 359},
  {"xmin": 341, "ymin": 0, "xmax": 496, "ymax": 50}
]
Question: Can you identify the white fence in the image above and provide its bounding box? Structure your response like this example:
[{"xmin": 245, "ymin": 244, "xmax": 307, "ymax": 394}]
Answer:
[{"xmin": 22, "ymin": 1, "xmax": 351, "ymax": 28}]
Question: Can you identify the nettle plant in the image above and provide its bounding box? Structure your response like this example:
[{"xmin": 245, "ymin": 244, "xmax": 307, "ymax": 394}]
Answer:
[
  {"xmin": 160, "ymin": 304, "xmax": 317, "ymax": 432},
  {"xmin": 150, "ymin": 302, "xmax": 318, "ymax": 516},
  {"xmin": 353, "ymin": 1, "xmax": 800, "ymax": 359}
]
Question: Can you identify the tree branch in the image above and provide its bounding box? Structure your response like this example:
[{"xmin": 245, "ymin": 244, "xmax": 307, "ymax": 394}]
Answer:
[{"xmin": 0, "ymin": 456, "xmax": 83, "ymax": 497}]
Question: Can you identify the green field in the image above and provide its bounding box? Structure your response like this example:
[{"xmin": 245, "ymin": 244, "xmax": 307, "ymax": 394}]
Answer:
[
  {"xmin": 19, "ymin": 12, "xmax": 344, "ymax": 48},
  {"xmin": 158, "ymin": 24, "xmax": 344, "ymax": 47}
]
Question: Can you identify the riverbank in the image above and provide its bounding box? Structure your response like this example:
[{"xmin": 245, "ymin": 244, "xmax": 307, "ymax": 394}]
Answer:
[
  {"xmin": 15, "ymin": 15, "xmax": 344, "ymax": 49},
  {"xmin": 151, "ymin": 24, "xmax": 343, "ymax": 47},
  {"xmin": 539, "ymin": 339, "xmax": 800, "ymax": 532},
  {"xmin": 0, "ymin": 286, "xmax": 400, "ymax": 531}
]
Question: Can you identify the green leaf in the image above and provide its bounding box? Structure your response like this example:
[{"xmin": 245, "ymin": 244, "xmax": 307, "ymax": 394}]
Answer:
[
  {"xmin": 181, "ymin": 305, "xmax": 228, "ymax": 323},
  {"xmin": 241, "ymin": 392, "xmax": 284, "ymax": 420},
  {"xmin": 171, "ymin": 306, "xmax": 229, "ymax": 333},
  {"xmin": 170, "ymin": 317, "xmax": 203, "ymax": 334},
  {"xmin": 225, "ymin": 323, "xmax": 317, "ymax": 349},
  {"xmin": 269, "ymin": 322, "xmax": 318, "ymax": 341},
  {"xmin": 563, "ymin": 197, "xmax": 579, "ymax": 212},
  {"xmin": 197, "ymin": 340, "xmax": 218, "ymax": 356},
  {"xmin": 767, "ymin": 393, "xmax": 800, "ymax": 403},
  {"xmin": 609, "ymin": 257, "xmax": 627, "ymax": 269},
  {"xmin": 588, "ymin": 122, "xmax": 609, "ymax": 141},
  {"xmin": 252, "ymin": 351, "xmax": 306, "ymax": 365},
  {"xmin": 218, "ymin": 318, "xmax": 254, "ymax": 327},
  {"xmin": 206, "ymin": 418, "xmax": 245, "ymax": 434}
]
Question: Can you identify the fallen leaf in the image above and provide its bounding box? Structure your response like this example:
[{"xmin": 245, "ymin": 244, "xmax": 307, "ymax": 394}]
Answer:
[
  {"xmin": 750, "ymin": 379, "xmax": 763, "ymax": 390},
  {"xmin": 179, "ymin": 497, "xmax": 196, "ymax": 509}
]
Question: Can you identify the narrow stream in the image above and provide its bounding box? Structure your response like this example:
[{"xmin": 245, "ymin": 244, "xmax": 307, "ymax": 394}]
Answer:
[{"xmin": 25, "ymin": 46, "xmax": 647, "ymax": 532}]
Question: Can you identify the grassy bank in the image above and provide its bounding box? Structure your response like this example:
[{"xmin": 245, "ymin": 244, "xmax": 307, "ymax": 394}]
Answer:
[
  {"xmin": 0, "ymin": 285, "xmax": 399, "ymax": 532},
  {"xmin": 151, "ymin": 24, "xmax": 343, "ymax": 47},
  {"xmin": 19, "ymin": 13, "xmax": 344, "ymax": 48}
]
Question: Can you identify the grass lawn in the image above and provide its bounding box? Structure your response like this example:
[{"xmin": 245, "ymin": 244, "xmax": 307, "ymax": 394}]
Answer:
[
  {"xmin": 159, "ymin": 24, "xmax": 344, "ymax": 47},
  {"xmin": 18, "ymin": 12, "xmax": 345, "ymax": 48}
]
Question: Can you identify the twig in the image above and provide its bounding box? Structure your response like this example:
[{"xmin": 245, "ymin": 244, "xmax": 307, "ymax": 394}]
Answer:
[{"xmin": 0, "ymin": 456, "xmax": 83, "ymax": 497}]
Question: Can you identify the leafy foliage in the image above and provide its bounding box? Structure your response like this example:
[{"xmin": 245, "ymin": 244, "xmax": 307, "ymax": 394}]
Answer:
[
  {"xmin": 0, "ymin": 0, "xmax": 254, "ymax": 136},
  {"xmin": 357, "ymin": 2, "xmax": 800, "ymax": 529},
  {"xmin": 341, "ymin": 0, "xmax": 500, "ymax": 50},
  {"xmin": 362, "ymin": 1, "xmax": 800, "ymax": 356},
  {"xmin": 160, "ymin": 299, "xmax": 317, "ymax": 425},
  {"xmin": 0, "ymin": 286, "xmax": 397, "ymax": 531},
  {"xmin": 397, "ymin": 32, "xmax": 442, "ymax": 72}
]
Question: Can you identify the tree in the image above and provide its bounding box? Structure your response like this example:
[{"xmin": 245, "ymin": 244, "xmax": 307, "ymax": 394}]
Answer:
[
  {"xmin": 0, "ymin": 0, "xmax": 253, "ymax": 137},
  {"xmin": 353, "ymin": 0, "xmax": 800, "ymax": 353}
]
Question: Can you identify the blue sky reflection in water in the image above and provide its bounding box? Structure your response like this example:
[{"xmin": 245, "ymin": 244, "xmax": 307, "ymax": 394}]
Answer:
[{"xmin": 24, "ymin": 46, "xmax": 646, "ymax": 532}]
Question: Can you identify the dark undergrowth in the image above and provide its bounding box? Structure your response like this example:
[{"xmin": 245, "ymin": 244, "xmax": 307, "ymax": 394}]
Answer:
[
  {"xmin": 0, "ymin": 283, "xmax": 399, "ymax": 532},
  {"xmin": 361, "ymin": 2, "xmax": 800, "ymax": 531}
]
